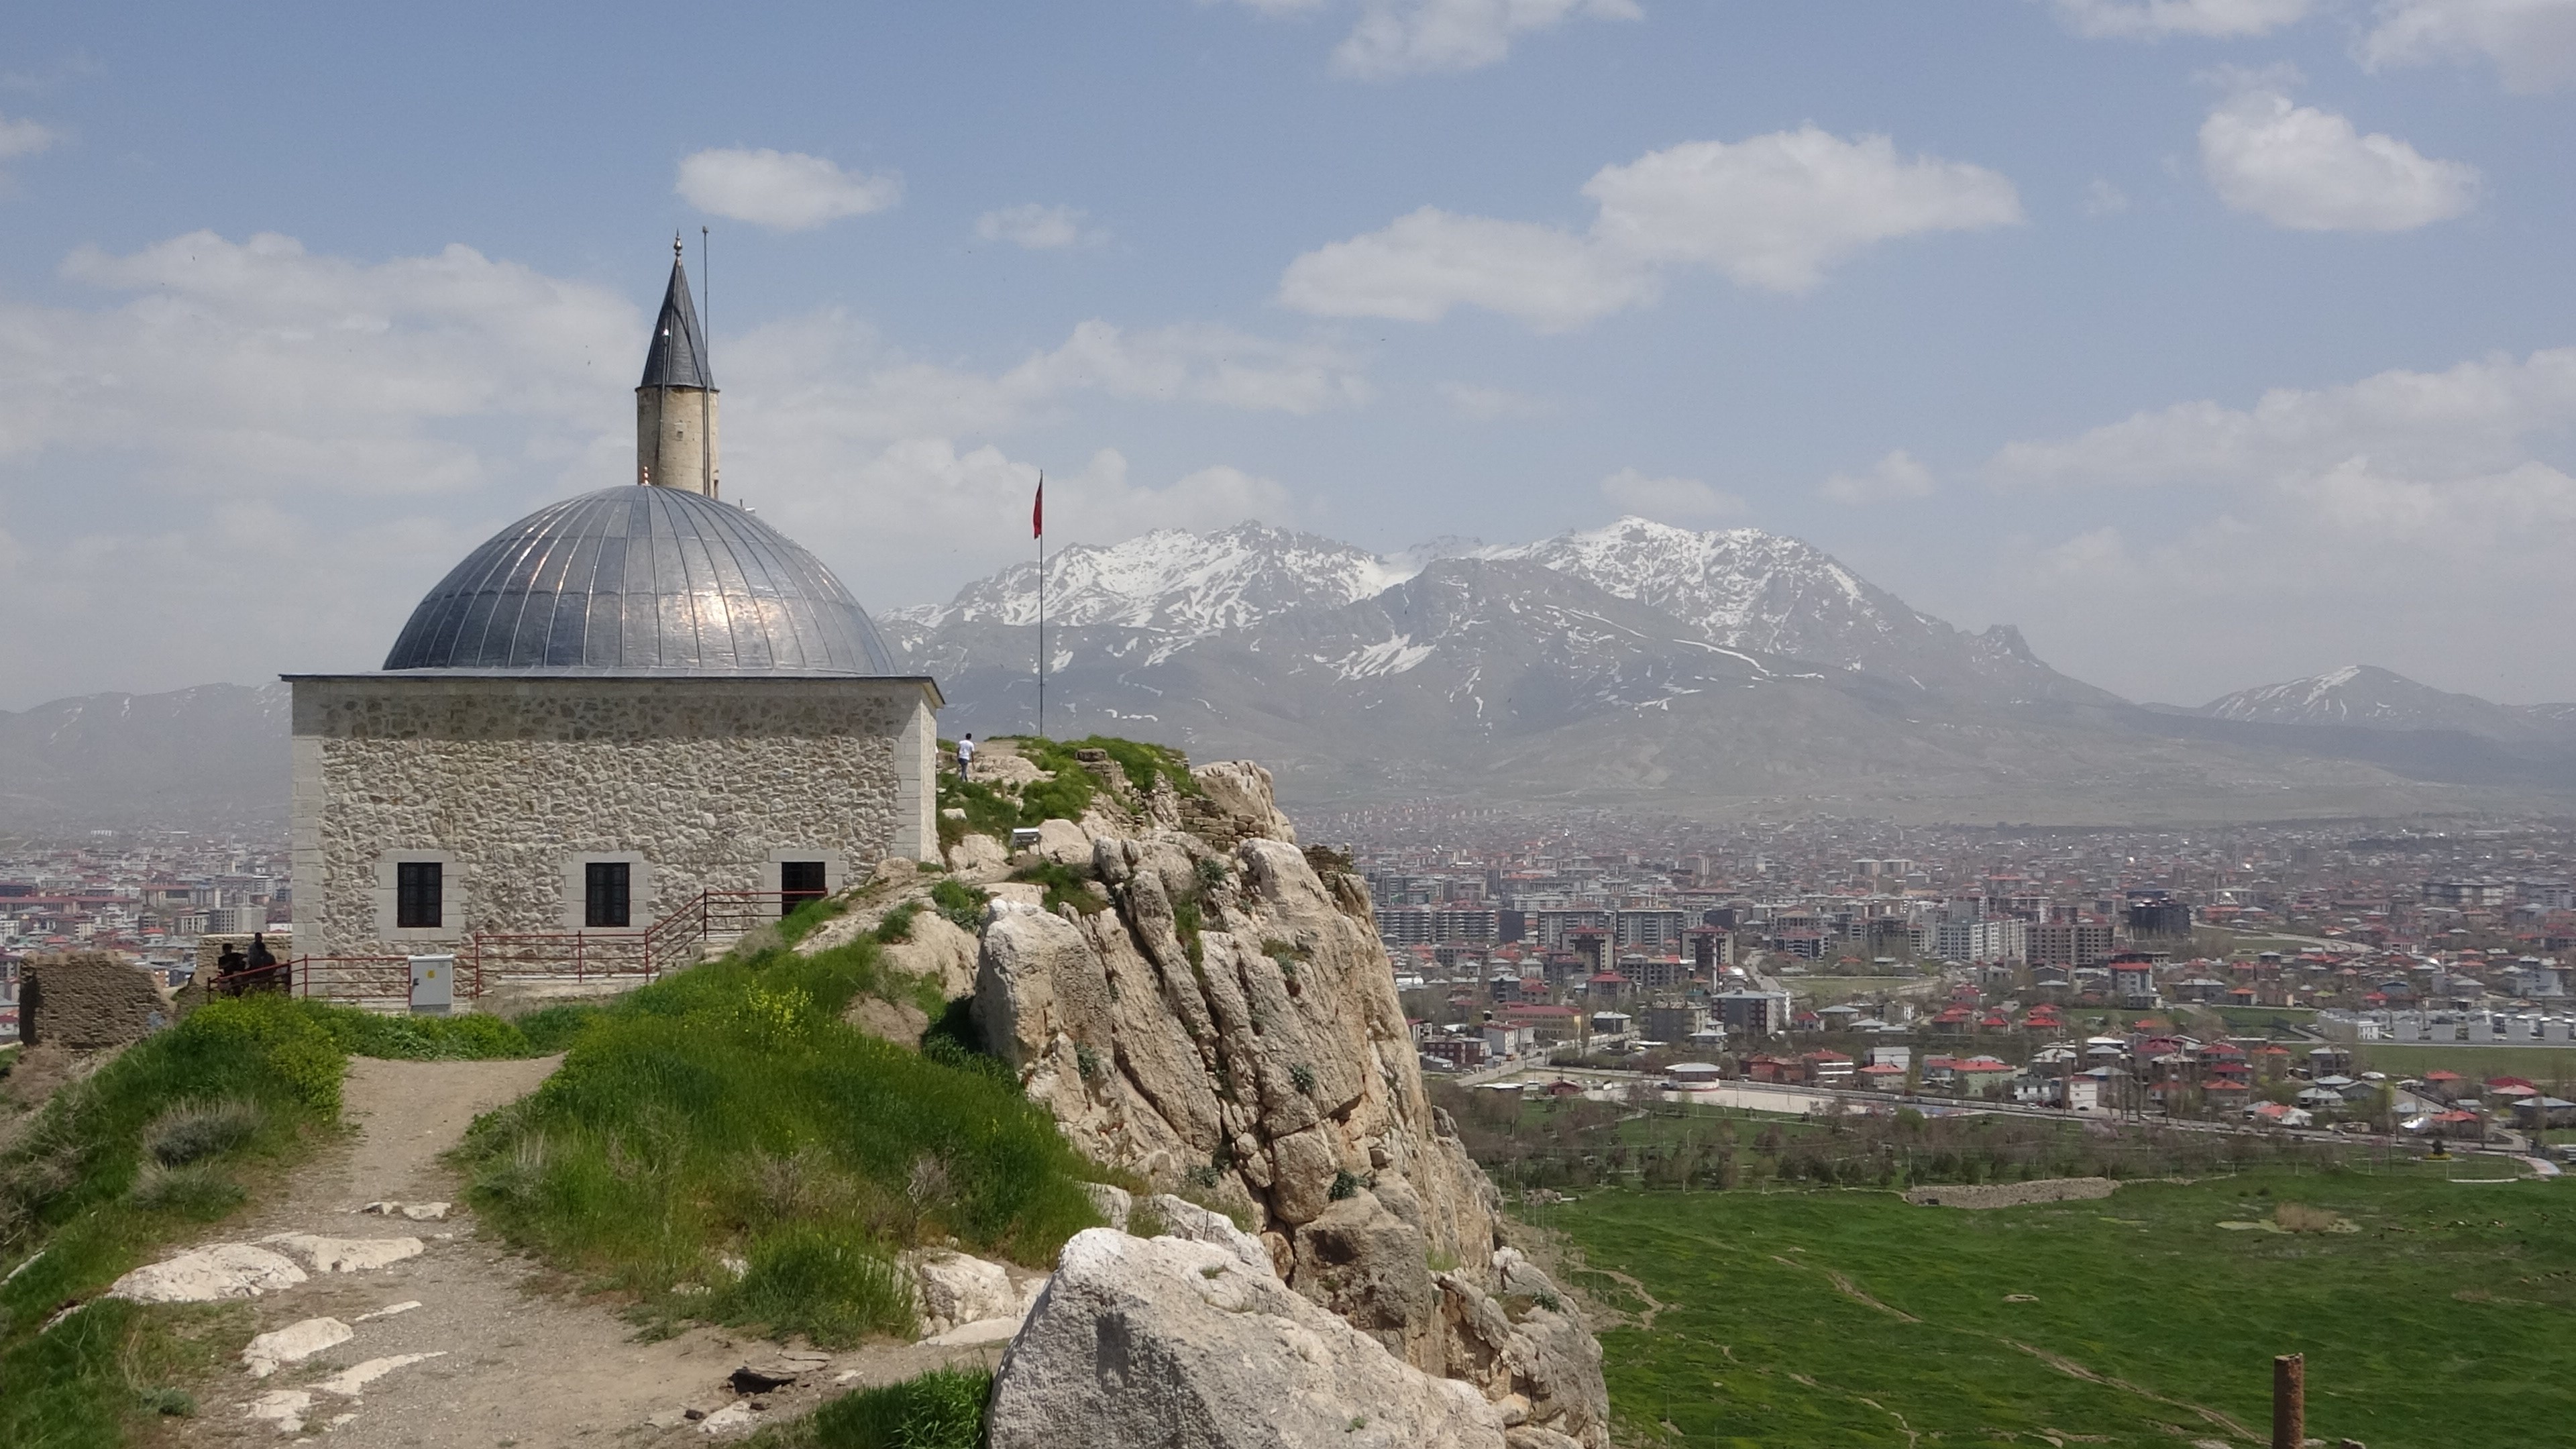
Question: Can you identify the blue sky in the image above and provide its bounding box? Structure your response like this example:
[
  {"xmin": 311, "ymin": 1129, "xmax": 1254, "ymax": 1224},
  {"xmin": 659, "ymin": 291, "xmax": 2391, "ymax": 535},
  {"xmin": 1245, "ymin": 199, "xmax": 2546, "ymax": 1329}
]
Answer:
[{"xmin": 1, "ymin": 0, "xmax": 2571, "ymax": 708}]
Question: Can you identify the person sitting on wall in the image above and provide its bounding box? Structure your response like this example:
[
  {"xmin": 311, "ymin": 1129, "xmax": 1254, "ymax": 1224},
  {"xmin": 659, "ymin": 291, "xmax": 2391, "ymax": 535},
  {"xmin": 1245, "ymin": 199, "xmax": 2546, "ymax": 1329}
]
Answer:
[
  {"xmin": 214, "ymin": 943, "xmax": 249, "ymax": 996},
  {"xmin": 241, "ymin": 932, "xmax": 280, "ymax": 993}
]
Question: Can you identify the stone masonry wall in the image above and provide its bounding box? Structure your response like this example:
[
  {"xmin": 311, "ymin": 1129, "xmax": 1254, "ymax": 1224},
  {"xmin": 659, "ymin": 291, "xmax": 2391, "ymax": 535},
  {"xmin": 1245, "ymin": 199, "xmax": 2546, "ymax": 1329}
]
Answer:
[
  {"xmin": 25, "ymin": 950, "xmax": 173, "ymax": 1049},
  {"xmin": 290, "ymin": 676, "xmax": 937, "ymax": 959}
]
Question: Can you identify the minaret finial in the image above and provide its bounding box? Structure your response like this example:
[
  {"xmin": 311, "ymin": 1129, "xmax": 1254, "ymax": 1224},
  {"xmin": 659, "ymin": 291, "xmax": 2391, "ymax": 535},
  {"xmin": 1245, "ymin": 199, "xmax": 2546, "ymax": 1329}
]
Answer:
[{"xmin": 674, "ymin": 231, "xmax": 684, "ymax": 260}]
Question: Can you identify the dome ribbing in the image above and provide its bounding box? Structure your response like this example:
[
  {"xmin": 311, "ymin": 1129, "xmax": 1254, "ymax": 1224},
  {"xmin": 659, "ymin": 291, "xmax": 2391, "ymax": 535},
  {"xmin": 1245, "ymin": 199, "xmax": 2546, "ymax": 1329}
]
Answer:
[{"xmin": 382, "ymin": 486, "xmax": 894, "ymax": 676}]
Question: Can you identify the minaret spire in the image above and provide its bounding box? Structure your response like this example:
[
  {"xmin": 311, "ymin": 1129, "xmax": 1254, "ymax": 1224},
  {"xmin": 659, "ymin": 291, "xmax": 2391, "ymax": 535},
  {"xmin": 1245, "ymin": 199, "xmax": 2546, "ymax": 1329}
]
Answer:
[{"xmin": 635, "ymin": 239, "xmax": 719, "ymax": 494}]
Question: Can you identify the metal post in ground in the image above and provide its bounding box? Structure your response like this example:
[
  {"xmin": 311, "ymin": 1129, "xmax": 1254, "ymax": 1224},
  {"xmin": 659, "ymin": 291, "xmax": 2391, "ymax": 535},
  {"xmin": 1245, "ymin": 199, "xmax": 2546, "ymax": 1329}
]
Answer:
[{"xmin": 2273, "ymin": 1353, "xmax": 2304, "ymax": 1449}]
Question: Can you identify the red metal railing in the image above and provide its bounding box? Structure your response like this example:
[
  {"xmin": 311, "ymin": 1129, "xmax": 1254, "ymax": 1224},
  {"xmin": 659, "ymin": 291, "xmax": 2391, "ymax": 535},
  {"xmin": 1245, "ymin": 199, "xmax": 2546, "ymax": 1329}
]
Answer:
[{"xmin": 279, "ymin": 891, "xmax": 809, "ymax": 1008}]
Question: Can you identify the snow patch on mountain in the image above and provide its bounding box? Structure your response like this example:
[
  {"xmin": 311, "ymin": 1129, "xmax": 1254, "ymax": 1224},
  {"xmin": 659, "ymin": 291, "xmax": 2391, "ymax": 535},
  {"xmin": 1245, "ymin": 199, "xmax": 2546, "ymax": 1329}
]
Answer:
[{"xmin": 902, "ymin": 523, "xmax": 1416, "ymax": 636}]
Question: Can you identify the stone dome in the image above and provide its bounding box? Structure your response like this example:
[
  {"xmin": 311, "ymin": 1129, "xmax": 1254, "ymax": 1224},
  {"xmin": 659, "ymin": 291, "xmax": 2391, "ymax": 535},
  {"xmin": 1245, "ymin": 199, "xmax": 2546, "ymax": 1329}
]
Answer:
[{"xmin": 382, "ymin": 486, "xmax": 896, "ymax": 676}]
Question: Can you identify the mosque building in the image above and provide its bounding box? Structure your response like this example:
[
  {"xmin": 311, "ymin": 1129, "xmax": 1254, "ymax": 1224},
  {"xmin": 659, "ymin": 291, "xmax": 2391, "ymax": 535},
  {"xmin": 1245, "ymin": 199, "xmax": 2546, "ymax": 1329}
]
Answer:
[{"xmin": 285, "ymin": 243, "xmax": 939, "ymax": 981}]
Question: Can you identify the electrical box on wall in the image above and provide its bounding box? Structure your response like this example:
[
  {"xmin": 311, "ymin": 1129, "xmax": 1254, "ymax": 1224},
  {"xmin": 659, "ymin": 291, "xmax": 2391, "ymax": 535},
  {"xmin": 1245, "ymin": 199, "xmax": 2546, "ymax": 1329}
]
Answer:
[{"xmin": 409, "ymin": 954, "xmax": 453, "ymax": 1016}]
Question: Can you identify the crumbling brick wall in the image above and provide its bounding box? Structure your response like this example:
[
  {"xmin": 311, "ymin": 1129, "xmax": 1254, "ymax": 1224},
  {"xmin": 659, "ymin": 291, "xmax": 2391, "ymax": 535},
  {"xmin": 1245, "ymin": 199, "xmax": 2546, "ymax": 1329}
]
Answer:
[{"xmin": 24, "ymin": 950, "xmax": 174, "ymax": 1049}]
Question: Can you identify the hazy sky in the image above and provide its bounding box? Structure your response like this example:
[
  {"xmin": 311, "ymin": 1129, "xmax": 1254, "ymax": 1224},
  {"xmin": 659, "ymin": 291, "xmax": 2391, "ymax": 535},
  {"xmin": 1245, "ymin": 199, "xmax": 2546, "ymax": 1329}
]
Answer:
[{"xmin": 1, "ymin": 1, "xmax": 2571, "ymax": 710}]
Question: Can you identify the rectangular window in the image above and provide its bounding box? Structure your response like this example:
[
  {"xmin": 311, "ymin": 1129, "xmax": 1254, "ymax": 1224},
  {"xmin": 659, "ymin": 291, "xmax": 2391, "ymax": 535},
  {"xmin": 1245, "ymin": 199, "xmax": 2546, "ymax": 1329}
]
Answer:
[
  {"xmin": 584, "ymin": 861, "xmax": 632, "ymax": 929},
  {"xmin": 396, "ymin": 861, "xmax": 443, "ymax": 930},
  {"xmin": 780, "ymin": 861, "xmax": 827, "ymax": 916}
]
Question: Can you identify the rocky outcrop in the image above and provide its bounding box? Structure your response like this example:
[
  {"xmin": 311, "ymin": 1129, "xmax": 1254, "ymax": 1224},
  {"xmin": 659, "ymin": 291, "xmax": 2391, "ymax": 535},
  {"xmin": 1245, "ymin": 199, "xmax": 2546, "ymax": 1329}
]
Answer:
[
  {"xmin": 965, "ymin": 752, "xmax": 1608, "ymax": 1447},
  {"xmin": 986, "ymin": 1229, "xmax": 1506, "ymax": 1449}
]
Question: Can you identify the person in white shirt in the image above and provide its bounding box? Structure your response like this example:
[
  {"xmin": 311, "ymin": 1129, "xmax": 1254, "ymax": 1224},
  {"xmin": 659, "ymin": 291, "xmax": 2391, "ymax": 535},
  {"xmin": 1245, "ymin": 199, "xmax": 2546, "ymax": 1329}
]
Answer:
[{"xmin": 956, "ymin": 732, "xmax": 975, "ymax": 780}]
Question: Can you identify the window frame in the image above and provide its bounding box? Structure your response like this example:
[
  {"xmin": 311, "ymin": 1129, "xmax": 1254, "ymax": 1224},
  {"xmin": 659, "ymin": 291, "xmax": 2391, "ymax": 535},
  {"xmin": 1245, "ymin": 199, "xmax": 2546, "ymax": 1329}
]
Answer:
[
  {"xmin": 396, "ymin": 861, "xmax": 443, "ymax": 929},
  {"xmin": 584, "ymin": 861, "xmax": 632, "ymax": 929}
]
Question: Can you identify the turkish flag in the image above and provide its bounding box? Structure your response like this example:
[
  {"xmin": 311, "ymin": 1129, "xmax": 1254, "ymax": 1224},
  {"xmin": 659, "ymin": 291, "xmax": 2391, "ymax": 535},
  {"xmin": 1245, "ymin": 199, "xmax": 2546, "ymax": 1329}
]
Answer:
[{"xmin": 1032, "ymin": 474, "xmax": 1044, "ymax": 539}]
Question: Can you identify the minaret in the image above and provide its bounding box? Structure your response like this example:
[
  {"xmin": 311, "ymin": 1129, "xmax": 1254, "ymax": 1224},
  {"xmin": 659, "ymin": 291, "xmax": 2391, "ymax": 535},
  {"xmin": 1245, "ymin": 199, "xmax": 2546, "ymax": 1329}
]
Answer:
[{"xmin": 637, "ymin": 237, "xmax": 719, "ymax": 496}]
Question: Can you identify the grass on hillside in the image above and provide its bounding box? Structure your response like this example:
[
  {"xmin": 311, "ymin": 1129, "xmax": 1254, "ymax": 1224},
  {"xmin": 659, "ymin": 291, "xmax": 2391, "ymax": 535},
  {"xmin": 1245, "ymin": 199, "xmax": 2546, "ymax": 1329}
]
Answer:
[
  {"xmin": 0, "ymin": 996, "xmax": 350, "ymax": 1448},
  {"xmin": 1542, "ymin": 1167, "xmax": 2575, "ymax": 1449},
  {"xmin": 934, "ymin": 733, "xmax": 1197, "ymax": 852},
  {"xmin": 743, "ymin": 1364, "xmax": 990, "ymax": 1449},
  {"xmin": 459, "ymin": 936, "xmax": 1106, "ymax": 1346}
]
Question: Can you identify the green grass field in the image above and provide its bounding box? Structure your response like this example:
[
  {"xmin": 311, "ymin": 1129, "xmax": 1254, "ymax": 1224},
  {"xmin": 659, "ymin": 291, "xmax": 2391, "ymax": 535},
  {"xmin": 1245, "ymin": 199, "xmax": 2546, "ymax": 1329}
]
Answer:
[
  {"xmin": 1542, "ymin": 1167, "xmax": 2573, "ymax": 1448},
  {"xmin": 2353, "ymin": 1042, "xmax": 2576, "ymax": 1087}
]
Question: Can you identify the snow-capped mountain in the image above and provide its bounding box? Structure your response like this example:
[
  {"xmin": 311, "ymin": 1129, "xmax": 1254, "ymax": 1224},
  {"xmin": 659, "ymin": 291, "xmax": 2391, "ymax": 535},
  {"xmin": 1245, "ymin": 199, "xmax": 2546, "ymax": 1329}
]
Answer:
[
  {"xmin": 888, "ymin": 515, "xmax": 2113, "ymax": 699},
  {"xmin": 886, "ymin": 523, "xmax": 1411, "ymax": 637},
  {"xmin": 2192, "ymin": 665, "xmax": 2576, "ymax": 740}
]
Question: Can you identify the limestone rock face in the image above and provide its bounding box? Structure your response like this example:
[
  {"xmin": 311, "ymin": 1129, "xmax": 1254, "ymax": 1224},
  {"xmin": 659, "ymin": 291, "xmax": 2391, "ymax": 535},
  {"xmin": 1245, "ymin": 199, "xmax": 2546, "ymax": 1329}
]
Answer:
[
  {"xmin": 1292, "ymin": 1189, "xmax": 1437, "ymax": 1366},
  {"xmin": 969, "ymin": 754, "xmax": 1609, "ymax": 1432},
  {"xmin": 1436, "ymin": 1251, "xmax": 1611, "ymax": 1449},
  {"xmin": 986, "ymin": 1230, "xmax": 1504, "ymax": 1449},
  {"xmin": 971, "ymin": 769, "xmax": 1499, "ymax": 1281}
]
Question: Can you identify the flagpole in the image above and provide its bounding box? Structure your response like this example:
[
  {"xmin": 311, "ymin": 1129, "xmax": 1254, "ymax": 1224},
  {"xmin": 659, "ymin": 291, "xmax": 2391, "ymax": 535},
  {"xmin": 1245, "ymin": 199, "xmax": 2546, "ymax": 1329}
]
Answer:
[{"xmin": 1036, "ymin": 471, "xmax": 1046, "ymax": 741}]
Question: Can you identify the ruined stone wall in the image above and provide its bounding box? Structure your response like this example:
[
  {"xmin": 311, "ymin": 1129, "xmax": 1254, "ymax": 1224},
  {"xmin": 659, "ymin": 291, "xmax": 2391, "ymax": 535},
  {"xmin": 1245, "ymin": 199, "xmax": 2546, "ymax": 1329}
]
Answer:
[
  {"xmin": 289, "ymin": 676, "xmax": 937, "ymax": 959},
  {"xmin": 24, "ymin": 950, "xmax": 172, "ymax": 1049}
]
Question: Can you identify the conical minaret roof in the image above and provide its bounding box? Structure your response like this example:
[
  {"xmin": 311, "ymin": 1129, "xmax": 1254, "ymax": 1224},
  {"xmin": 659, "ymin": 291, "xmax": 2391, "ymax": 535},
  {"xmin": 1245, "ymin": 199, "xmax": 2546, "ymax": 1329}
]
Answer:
[{"xmin": 639, "ymin": 239, "xmax": 712, "ymax": 390}]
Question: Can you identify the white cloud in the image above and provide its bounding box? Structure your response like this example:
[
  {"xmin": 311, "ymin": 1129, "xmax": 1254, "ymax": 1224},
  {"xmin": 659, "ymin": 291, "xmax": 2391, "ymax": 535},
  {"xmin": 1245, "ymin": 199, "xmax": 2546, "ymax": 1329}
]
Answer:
[
  {"xmin": 1436, "ymin": 380, "xmax": 1556, "ymax": 419},
  {"xmin": 975, "ymin": 203, "xmax": 1110, "ymax": 250},
  {"xmin": 1992, "ymin": 347, "xmax": 2576, "ymax": 490},
  {"xmin": 2083, "ymin": 178, "xmax": 2133, "ymax": 215},
  {"xmin": 1332, "ymin": 0, "xmax": 1643, "ymax": 78},
  {"xmin": 0, "ymin": 229, "xmax": 1366, "ymax": 704},
  {"xmin": 2360, "ymin": 0, "xmax": 2576, "ymax": 93},
  {"xmin": 1819, "ymin": 449, "xmax": 1937, "ymax": 504},
  {"xmin": 675, "ymin": 148, "xmax": 902, "ymax": 231},
  {"xmin": 1978, "ymin": 346, "xmax": 2576, "ymax": 701},
  {"xmin": 1280, "ymin": 207, "xmax": 1656, "ymax": 330},
  {"xmin": 2043, "ymin": 0, "xmax": 2314, "ymax": 38},
  {"xmin": 2198, "ymin": 84, "xmax": 2478, "ymax": 231},
  {"xmin": 1280, "ymin": 127, "xmax": 2022, "ymax": 329},
  {"xmin": 1210, "ymin": 0, "xmax": 1639, "ymax": 76},
  {"xmin": 0, "ymin": 113, "xmax": 57, "ymax": 160},
  {"xmin": 1597, "ymin": 467, "xmax": 1741, "ymax": 521}
]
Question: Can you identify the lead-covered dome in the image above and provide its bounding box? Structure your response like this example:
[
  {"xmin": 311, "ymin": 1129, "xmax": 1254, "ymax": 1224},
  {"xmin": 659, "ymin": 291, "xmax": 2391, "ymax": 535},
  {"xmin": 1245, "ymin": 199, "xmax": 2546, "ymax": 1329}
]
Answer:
[{"xmin": 383, "ymin": 486, "xmax": 896, "ymax": 676}]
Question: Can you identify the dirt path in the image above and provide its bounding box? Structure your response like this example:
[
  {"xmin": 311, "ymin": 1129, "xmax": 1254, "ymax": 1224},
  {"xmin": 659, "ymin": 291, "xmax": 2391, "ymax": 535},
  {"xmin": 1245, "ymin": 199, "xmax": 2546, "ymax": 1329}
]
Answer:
[{"xmin": 184, "ymin": 1056, "xmax": 1000, "ymax": 1447}]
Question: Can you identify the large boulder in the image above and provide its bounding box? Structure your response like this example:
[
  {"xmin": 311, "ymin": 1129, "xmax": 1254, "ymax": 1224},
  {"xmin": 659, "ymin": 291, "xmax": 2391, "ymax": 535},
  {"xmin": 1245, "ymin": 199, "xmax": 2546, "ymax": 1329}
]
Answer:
[
  {"xmin": 987, "ymin": 1230, "xmax": 1504, "ymax": 1449},
  {"xmin": 901, "ymin": 1248, "xmax": 1019, "ymax": 1336}
]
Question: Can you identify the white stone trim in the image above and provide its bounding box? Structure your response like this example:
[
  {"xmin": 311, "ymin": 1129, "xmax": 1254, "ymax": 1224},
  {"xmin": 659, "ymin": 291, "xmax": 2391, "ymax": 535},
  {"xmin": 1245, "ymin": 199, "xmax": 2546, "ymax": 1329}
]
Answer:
[
  {"xmin": 895, "ymin": 689, "xmax": 936, "ymax": 861},
  {"xmin": 765, "ymin": 849, "xmax": 845, "ymax": 899},
  {"xmin": 559, "ymin": 853, "xmax": 652, "ymax": 932},
  {"xmin": 375, "ymin": 851, "xmax": 461, "ymax": 943}
]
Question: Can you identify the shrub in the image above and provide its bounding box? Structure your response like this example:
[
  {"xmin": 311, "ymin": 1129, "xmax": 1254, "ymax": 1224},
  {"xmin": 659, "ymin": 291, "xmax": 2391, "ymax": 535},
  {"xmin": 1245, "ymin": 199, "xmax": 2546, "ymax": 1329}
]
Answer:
[
  {"xmin": 1052, "ymin": 736, "xmax": 1199, "ymax": 799},
  {"xmin": 1172, "ymin": 900, "xmax": 1205, "ymax": 968},
  {"xmin": 127, "ymin": 1161, "xmax": 244, "ymax": 1218},
  {"xmin": 1009, "ymin": 861, "xmax": 1104, "ymax": 916},
  {"xmin": 929, "ymin": 879, "xmax": 988, "ymax": 934},
  {"xmin": 717, "ymin": 1224, "xmax": 914, "ymax": 1344},
  {"xmin": 142, "ymin": 1099, "xmax": 264, "ymax": 1167},
  {"xmin": 874, "ymin": 902, "xmax": 920, "ymax": 944},
  {"xmin": 1289, "ymin": 1063, "xmax": 1318, "ymax": 1095},
  {"xmin": 781, "ymin": 893, "xmax": 852, "ymax": 947},
  {"xmin": 747, "ymin": 1364, "xmax": 992, "ymax": 1449},
  {"xmin": 1329, "ymin": 1169, "xmax": 1363, "ymax": 1202},
  {"xmin": 935, "ymin": 772, "xmax": 1020, "ymax": 849}
]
